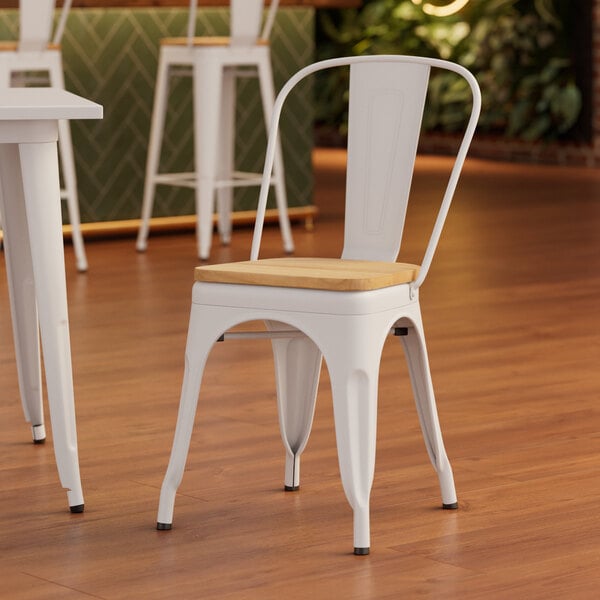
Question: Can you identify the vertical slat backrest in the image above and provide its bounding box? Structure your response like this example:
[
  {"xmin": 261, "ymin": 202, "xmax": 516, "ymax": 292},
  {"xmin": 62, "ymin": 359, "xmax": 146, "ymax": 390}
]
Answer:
[
  {"xmin": 18, "ymin": 0, "xmax": 56, "ymax": 52},
  {"xmin": 341, "ymin": 61, "xmax": 430, "ymax": 262},
  {"xmin": 187, "ymin": 1, "xmax": 274, "ymax": 47},
  {"xmin": 230, "ymin": 0, "xmax": 264, "ymax": 46},
  {"xmin": 251, "ymin": 56, "xmax": 481, "ymax": 290}
]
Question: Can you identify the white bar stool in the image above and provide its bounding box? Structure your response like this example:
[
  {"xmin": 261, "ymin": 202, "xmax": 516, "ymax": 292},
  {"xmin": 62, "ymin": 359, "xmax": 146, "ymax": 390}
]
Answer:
[
  {"xmin": 137, "ymin": 0, "xmax": 293, "ymax": 260},
  {"xmin": 0, "ymin": 88, "xmax": 102, "ymax": 512},
  {"xmin": 0, "ymin": 0, "xmax": 89, "ymax": 272}
]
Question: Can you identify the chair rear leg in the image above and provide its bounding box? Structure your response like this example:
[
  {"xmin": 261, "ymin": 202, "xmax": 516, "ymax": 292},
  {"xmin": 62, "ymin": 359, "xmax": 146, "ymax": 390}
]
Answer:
[
  {"xmin": 400, "ymin": 317, "xmax": 457, "ymax": 509},
  {"xmin": 267, "ymin": 320, "xmax": 322, "ymax": 491}
]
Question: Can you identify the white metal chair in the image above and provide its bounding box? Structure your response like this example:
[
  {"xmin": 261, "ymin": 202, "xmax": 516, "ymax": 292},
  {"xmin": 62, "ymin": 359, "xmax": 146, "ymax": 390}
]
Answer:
[
  {"xmin": 0, "ymin": 0, "xmax": 88, "ymax": 272},
  {"xmin": 137, "ymin": 0, "xmax": 293, "ymax": 260},
  {"xmin": 156, "ymin": 55, "xmax": 481, "ymax": 554}
]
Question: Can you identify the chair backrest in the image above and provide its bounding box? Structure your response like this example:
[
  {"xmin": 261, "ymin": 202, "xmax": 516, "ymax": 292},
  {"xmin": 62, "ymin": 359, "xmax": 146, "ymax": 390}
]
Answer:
[
  {"xmin": 251, "ymin": 55, "xmax": 481, "ymax": 291},
  {"xmin": 18, "ymin": 0, "xmax": 72, "ymax": 52},
  {"xmin": 186, "ymin": 0, "xmax": 279, "ymax": 47}
]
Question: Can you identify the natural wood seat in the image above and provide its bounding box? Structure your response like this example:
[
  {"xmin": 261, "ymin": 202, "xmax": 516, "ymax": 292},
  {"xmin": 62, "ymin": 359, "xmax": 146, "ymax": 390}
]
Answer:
[
  {"xmin": 0, "ymin": 41, "xmax": 60, "ymax": 51},
  {"xmin": 195, "ymin": 257, "xmax": 420, "ymax": 291},
  {"xmin": 161, "ymin": 36, "xmax": 269, "ymax": 47}
]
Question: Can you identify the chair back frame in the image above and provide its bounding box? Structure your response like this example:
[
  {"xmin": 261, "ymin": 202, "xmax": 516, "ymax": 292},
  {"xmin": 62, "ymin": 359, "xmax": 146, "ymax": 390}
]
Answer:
[
  {"xmin": 250, "ymin": 55, "xmax": 481, "ymax": 293},
  {"xmin": 18, "ymin": 0, "xmax": 72, "ymax": 52},
  {"xmin": 186, "ymin": 0, "xmax": 280, "ymax": 47}
]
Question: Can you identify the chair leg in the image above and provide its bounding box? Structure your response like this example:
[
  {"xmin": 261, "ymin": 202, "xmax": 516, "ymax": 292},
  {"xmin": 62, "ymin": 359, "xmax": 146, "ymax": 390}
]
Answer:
[
  {"xmin": 193, "ymin": 60, "xmax": 223, "ymax": 260},
  {"xmin": 257, "ymin": 56, "xmax": 294, "ymax": 254},
  {"xmin": 157, "ymin": 306, "xmax": 224, "ymax": 528},
  {"xmin": 0, "ymin": 147, "xmax": 45, "ymax": 444},
  {"xmin": 216, "ymin": 69, "xmax": 235, "ymax": 246},
  {"xmin": 399, "ymin": 314, "xmax": 457, "ymax": 509},
  {"xmin": 266, "ymin": 320, "xmax": 322, "ymax": 491},
  {"xmin": 137, "ymin": 53, "xmax": 170, "ymax": 252},
  {"xmin": 323, "ymin": 319, "xmax": 383, "ymax": 555}
]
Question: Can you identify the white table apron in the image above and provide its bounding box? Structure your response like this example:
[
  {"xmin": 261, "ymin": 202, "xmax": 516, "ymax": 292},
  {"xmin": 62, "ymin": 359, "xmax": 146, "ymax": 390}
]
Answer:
[{"xmin": 0, "ymin": 89, "xmax": 102, "ymax": 512}]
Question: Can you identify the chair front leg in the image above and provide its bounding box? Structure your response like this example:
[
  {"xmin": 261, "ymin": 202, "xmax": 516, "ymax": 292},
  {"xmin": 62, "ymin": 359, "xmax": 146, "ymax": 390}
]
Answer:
[
  {"xmin": 157, "ymin": 305, "xmax": 223, "ymax": 528},
  {"xmin": 322, "ymin": 317, "xmax": 385, "ymax": 555}
]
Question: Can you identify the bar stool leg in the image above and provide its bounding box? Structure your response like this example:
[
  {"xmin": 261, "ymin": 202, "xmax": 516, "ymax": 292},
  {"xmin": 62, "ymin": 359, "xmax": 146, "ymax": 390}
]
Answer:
[
  {"xmin": 0, "ymin": 146, "xmax": 45, "ymax": 444},
  {"xmin": 57, "ymin": 118, "xmax": 87, "ymax": 272},
  {"xmin": 216, "ymin": 68, "xmax": 235, "ymax": 246},
  {"xmin": 193, "ymin": 59, "xmax": 223, "ymax": 260},
  {"xmin": 257, "ymin": 55, "xmax": 294, "ymax": 253},
  {"xmin": 137, "ymin": 50, "xmax": 171, "ymax": 252},
  {"xmin": 49, "ymin": 60, "xmax": 88, "ymax": 272},
  {"xmin": 18, "ymin": 140, "xmax": 84, "ymax": 512}
]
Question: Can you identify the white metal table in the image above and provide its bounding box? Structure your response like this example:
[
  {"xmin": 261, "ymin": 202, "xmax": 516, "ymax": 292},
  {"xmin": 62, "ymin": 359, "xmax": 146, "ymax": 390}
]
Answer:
[{"xmin": 0, "ymin": 88, "xmax": 102, "ymax": 512}]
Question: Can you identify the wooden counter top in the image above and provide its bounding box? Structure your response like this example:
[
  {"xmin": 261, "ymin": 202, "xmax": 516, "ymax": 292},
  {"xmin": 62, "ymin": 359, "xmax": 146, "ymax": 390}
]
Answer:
[{"xmin": 0, "ymin": 1, "xmax": 361, "ymax": 8}]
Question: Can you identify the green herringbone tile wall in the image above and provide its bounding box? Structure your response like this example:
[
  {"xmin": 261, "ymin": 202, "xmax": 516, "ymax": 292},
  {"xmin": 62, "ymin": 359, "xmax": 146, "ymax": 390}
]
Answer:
[{"xmin": 0, "ymin": 7, "xmax": 315, "ymax": 223}]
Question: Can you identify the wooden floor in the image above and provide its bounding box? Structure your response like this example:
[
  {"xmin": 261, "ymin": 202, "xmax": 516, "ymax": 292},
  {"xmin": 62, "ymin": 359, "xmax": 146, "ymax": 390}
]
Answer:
[{"xmin": 1, "ymin": 148, "xmax": 599, "ymax": 599}]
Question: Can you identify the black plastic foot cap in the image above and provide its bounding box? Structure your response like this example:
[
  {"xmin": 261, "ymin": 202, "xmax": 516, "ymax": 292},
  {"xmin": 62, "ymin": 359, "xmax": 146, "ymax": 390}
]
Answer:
[
  {"xmin": 354, "ymin": 547, "xmax": 370, "ymax": 556},
  {"xmin": 284, "ymin": 485, "xmax": 300, "ymax": 492},
  {"xmin": 33, "ymin": 438, "xmax": 46, "ymax": 445},
  {"xmin": 443, "ymin": 502, "xmax": 458, "ymax": 510},
  {"xmin": 157, "ymin": 522, "xmax": 172, "ymax": 530},
  {"xmin": 70, "ymin": 504, "xmax": 84, "ymax": 514}
]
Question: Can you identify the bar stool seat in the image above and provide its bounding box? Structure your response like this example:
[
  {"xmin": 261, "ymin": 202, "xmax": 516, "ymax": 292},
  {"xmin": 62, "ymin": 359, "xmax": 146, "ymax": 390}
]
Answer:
[{"xmin": 137, "ymin": 0, "xmax": 293, "ymax": 260}]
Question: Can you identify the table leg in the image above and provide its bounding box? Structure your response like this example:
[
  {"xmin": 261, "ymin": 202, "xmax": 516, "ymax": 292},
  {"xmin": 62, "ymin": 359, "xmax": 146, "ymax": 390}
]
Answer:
[
  {"xmin": 0, "ymin": 146, "xmax": 45, "ymax": 443},
  {"xmin": 17, "ymin": 140, "xmax": 84, "ymax": 512}
]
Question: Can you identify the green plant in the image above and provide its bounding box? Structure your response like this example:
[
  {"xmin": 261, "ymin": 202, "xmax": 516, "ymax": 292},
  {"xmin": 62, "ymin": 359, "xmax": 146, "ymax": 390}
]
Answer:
[{"xmin": 316, "ymin": 0, "xmax": 582, "ymax": 142}]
